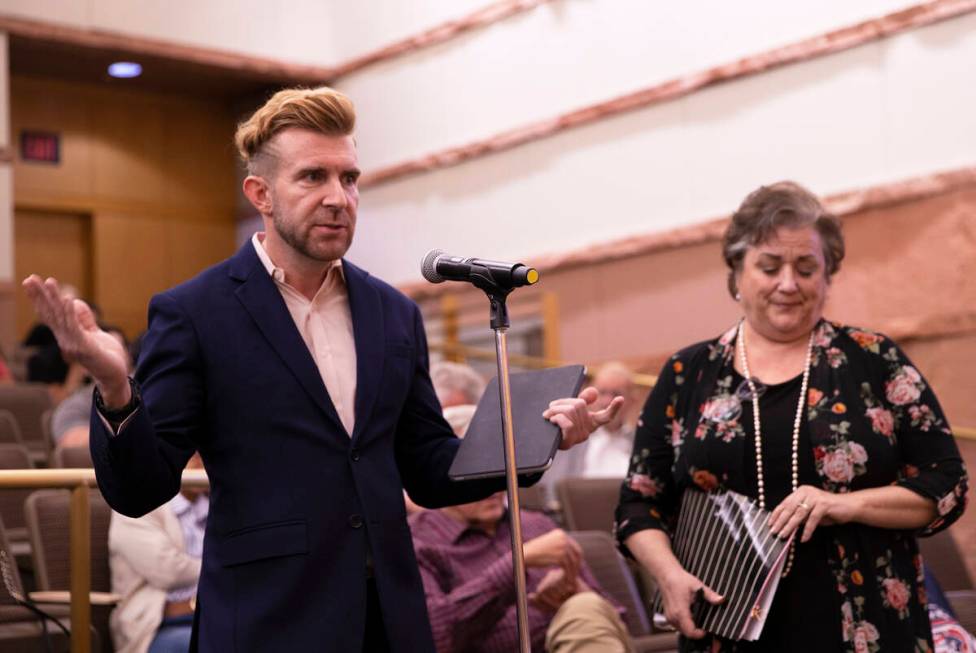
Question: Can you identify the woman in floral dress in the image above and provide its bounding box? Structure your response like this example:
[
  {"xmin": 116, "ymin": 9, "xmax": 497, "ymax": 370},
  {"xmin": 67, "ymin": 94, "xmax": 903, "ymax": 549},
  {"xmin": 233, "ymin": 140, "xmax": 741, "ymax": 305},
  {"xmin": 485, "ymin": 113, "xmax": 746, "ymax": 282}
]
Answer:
[{"xmin": 615, "ymin": 181, "xmax": 967, "ymax": 652}]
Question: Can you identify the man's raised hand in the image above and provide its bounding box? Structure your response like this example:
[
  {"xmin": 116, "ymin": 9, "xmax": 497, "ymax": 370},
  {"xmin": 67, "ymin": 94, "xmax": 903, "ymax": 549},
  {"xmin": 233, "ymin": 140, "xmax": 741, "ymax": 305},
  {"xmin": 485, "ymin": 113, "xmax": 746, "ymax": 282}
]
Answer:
[
  {"xmin": 22, "ymin": 275, "xmax": 131, "ymax": 407},
  {"xmin": 543, "ymin": 386, "xmax": 625, "ymax": 450}
]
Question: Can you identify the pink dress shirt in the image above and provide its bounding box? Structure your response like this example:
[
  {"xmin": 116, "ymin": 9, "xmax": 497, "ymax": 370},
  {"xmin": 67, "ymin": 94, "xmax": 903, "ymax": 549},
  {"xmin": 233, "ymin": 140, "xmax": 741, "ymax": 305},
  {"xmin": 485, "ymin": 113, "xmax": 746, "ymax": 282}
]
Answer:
[{"xmin": 251, "ymin": 233, "xmax": 357, "ymax": 436}]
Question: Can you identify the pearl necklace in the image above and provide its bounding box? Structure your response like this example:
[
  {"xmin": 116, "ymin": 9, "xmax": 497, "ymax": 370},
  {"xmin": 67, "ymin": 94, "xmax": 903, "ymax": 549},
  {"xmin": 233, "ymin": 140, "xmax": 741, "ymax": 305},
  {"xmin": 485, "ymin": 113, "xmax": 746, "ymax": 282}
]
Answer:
[{"xmin": 736, "ymin": 321, "xmax": 815, "ymax": 577}]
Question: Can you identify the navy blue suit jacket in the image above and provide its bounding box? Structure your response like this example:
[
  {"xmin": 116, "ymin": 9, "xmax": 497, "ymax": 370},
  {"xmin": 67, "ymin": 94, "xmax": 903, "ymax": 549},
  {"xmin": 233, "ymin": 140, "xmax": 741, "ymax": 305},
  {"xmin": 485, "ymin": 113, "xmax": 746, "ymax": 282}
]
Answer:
[{"xmin": 90, "ymin": 242, "xmax": 510, "ymax": 652}]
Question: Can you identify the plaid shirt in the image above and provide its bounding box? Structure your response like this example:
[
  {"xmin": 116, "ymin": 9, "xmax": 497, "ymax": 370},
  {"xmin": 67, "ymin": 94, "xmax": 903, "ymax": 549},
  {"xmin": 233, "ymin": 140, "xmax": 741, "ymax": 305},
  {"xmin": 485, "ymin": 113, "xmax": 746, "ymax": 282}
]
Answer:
[{"xmin": 409, "ymin": 508, "xmax": 623, "ymax": 653}]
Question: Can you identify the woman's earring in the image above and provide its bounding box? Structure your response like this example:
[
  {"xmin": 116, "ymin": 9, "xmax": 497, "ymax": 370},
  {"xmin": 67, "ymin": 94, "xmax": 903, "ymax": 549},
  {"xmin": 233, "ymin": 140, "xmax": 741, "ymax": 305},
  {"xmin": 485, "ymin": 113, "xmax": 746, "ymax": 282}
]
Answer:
[{"xmin": 735, "ymin": 293, "xmax": 741, "ymax": 302}]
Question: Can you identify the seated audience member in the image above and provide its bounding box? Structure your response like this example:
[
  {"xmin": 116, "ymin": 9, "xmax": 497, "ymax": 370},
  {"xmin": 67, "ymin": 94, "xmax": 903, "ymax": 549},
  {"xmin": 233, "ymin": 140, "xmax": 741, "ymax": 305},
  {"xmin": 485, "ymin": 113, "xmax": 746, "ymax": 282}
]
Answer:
[
  {"xmin": 404, "ymin": 362, "xmax": 485, "ymax": 514},
  {"xmin": 924, "ymin": 566, "xmax": 976, "ymax": 652},
  {"xmin": 443, "ymin": 403, "xmax": 478, "ymax": 437},
  {"xmin": 404, "ymin": 403, "xmax": 477, "ymax": 516},
  {"xmin": 50, "ymin": 326, "xmax": 130, "ymax": 448},
  {"xmin": 580, "ymin": 362, "xmax": 636, "ymax": 478},
  {"xmin": 108, "ymin": 454, "xmax": 207, "ymax": 653},
  {"xmin": 430, "ymin": 360, "xmax": 487, "ymax": 408},
  {"xmin": 411, "ymin": 493, "xmax": 633, "ymax": 652},
  {"xmin": 539, "ymin": 362, "xmax": 637, "ymax": 507}
]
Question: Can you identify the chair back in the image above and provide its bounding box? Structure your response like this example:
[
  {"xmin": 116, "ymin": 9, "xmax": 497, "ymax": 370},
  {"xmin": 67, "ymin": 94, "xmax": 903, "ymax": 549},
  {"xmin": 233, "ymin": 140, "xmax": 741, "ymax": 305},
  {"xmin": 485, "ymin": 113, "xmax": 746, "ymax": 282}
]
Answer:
[
  {"xmin": 0, "ymin": 445, "xmax": 34, "ymax": 542},
  {"xmin": 570, "ymin": 530, "xmax": 651, "ymax": 636},
  {"xmin": 0, "ymin": 515, "xmax": 29, "ymax": 614},
  {"xmin": 0, "ymin": 385, "xmax": 53, "ymax": 464},
  {"xmin": 919, "ymin": 529, "xmax": 974, "ymax": 592},
  {"xmin": 557, "ymin": 477, "xmax": 623, "ymax": 532},
  {"xmin": 51, "ymin": 445, "xmax": 93, "ymax": 469},
  {"xmin": 518, "ymin": 485, "xmax": 548, "ymax": 513},
  {"xmin": 24, "ymin": 490, "xmax": 112, "ymax": 593},
  {"xmin": 0, "ymin": 411, "xmax": 23, "ymax": 446},
  {"xmin": 6, "ymin": 347, "xmax": 37, "ymax": 384}
]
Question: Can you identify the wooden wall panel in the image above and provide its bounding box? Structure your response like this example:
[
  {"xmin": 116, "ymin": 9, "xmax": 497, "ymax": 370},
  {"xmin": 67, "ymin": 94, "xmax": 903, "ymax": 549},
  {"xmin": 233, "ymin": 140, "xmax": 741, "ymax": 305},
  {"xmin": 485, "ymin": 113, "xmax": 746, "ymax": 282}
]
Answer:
[
  {"xmin": 89, "ymin": 90, "xmax": 167, "ymax": 204},
  {"xmin": 13, "ymin": 209, "xmax": 92, "ymax": 338},
  {"xmin": 92, "ymin": 212, "xmax": 168, "ymax": 336},
  {"xmin": 164, "ymin": 219, "xmax": 236, "ymax": 288},
  {"xmin": 10, "ymin": 75, "xmax": 238, "ymax": 339},
  {"xmin": 0, "ymin": 281, "xmax": 16, "ymax": 354},
  {"xmin": 12, "ymin": 76, "xmax": 237, "ymax": 214},
  {"xmin": 91, "ymin": 213, "xmax": 235, "ymax": 336},
  {"xmin": 11, "ymin": 77, "xmax": 95, "ymax": 198},
  {"xmin": 160, "ymin": 101, "xmax": 237, "ymax": 211}
]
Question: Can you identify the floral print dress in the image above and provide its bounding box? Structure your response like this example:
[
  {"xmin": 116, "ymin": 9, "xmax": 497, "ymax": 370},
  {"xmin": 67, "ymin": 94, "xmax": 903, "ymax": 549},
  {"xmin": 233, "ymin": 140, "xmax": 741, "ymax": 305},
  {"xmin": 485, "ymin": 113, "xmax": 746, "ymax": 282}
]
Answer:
[{"xmin": 615, "ymin": 320, "xmax": 968, "ymax": 653}]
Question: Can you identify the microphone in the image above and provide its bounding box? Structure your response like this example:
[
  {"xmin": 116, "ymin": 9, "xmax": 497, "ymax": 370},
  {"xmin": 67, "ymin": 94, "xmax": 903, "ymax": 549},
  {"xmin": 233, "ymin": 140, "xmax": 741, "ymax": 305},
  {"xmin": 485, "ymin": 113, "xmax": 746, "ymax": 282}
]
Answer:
[{"xmin": 421, "ymin": 249, "xmax": 539, "ymax": 290}]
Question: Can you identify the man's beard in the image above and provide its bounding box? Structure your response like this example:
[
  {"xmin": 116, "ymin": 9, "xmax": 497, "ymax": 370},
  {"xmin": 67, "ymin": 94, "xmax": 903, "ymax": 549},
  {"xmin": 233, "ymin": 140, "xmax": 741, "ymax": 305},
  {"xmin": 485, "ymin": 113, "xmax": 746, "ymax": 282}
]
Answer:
[{"xmin": 272, "ymin": 209, "xmax": 351, "ymax": 262}]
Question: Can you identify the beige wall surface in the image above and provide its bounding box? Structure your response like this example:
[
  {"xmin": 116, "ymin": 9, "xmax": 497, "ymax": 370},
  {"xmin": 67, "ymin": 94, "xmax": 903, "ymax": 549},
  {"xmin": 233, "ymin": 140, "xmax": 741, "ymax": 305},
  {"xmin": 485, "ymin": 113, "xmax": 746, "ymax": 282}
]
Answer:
[
  {"xmin": 413, "ymin": 186, "xmax": 976, "ymax": 426},
  {"xmin": 9, "ymin": 76, "xmax": 237, "ymax": 339},
  {"xmin": 350, "ymin": 10, "xmax": 976, "ymax": 285}
]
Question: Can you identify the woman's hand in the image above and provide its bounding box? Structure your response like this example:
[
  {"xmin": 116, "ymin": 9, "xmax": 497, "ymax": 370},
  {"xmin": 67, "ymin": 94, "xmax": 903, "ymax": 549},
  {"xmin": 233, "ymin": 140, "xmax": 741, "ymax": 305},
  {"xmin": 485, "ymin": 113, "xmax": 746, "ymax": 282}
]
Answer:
[
  {"xmin": 656, "ymin": 567, "xmax": 724, "ymax": 639},
  {"xmin": 769, "ymin": 485, "xmax": 857, "ymax": 543},
  {"xmin": 771, "ymin": 485, "xmax": 938, "ymax": 540}
]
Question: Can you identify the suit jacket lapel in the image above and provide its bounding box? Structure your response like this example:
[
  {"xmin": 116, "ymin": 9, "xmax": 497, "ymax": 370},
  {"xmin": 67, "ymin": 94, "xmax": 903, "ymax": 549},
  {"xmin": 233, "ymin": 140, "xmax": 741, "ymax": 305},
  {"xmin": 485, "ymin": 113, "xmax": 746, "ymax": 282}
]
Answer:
[
  {"xmin": 229, "ymin": 244, "xmax": 346, "ymax": 435},
  {"xmin": 344, "ymin": 261, "xmax": 383, "ymax": 443}
]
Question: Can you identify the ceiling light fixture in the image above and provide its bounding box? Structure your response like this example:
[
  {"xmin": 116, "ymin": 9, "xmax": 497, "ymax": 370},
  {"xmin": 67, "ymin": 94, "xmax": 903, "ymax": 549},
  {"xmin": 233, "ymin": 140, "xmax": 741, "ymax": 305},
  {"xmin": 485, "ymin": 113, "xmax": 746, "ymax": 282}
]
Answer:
[{"xmin": 107, "ymin": 61, "xmax": 142, "ymax": 78}]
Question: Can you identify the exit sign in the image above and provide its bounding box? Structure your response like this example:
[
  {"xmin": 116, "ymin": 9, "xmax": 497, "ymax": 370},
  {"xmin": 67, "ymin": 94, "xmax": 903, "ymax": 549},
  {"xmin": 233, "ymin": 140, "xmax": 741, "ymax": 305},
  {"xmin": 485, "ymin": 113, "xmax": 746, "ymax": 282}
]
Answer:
[{"xmin": 20, "ymin": 131, "xmax": 60, "ymax": 164}]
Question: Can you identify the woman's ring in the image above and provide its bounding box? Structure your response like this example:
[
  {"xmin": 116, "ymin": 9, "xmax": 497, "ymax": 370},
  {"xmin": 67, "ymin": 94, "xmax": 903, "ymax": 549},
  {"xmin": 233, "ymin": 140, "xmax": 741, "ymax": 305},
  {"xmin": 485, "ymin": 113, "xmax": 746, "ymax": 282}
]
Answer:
[{"xmin": 798, "ymin": 501, "xmax": 811, "ymax": 510}]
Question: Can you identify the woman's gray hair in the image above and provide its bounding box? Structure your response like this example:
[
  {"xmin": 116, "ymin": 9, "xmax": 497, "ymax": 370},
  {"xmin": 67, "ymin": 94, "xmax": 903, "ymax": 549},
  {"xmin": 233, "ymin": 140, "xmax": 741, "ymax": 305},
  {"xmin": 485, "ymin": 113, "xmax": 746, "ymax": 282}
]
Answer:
[{"xmin": 722, "ymin": 181, "xmax": 845, "ymax": 298}]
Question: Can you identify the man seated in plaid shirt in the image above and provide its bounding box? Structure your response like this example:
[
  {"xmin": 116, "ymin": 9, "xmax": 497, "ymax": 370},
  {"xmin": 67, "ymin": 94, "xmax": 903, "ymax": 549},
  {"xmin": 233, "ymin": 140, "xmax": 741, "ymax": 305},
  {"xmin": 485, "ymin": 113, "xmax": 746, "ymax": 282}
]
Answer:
[{"xmin": 409, "ymin": 490, "xmax": 635, "ymax": 652}]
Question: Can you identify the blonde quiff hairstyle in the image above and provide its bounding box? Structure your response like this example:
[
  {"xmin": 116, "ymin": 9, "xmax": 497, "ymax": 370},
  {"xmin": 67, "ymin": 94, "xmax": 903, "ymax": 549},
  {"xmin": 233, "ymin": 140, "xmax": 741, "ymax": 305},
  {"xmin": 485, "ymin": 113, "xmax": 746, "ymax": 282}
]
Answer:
[{"xmin": 234, "ymin": 86, "xmax": 356, "ymax": 174}]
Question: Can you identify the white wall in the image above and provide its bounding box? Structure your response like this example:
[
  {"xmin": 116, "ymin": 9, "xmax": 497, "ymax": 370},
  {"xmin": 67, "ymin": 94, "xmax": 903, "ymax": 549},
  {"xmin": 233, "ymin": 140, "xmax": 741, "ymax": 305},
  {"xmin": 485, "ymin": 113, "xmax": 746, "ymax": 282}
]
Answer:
[
  {"xmin": 0, "ymin": 0, "xmax": 493, "ymax": 67},
  {"xmin": 3, "ymin": 1, "xmax": 974, "ymax": 287},
  {"xmin": 343, "ymin": 0, "xmax": 923, "ymax": 170},
  {"xmin": 341, "ymin": 4, "xmax": 976, "ymax": 284}
]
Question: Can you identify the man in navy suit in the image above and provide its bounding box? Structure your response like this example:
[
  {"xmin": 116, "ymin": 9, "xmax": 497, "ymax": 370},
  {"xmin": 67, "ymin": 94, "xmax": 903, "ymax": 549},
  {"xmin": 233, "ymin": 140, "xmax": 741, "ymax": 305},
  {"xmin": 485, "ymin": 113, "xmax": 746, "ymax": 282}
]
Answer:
[{"xmin": 23, "ymin": 86, "xmax": 621, "ymax": 652}]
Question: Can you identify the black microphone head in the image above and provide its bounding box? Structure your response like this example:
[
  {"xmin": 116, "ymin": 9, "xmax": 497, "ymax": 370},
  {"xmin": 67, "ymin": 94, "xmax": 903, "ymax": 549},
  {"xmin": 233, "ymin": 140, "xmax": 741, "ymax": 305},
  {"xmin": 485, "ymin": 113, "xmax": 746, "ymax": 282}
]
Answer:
[{"xmin": 421, "ymin": 249, "xmax": 446, "ymax": 283}]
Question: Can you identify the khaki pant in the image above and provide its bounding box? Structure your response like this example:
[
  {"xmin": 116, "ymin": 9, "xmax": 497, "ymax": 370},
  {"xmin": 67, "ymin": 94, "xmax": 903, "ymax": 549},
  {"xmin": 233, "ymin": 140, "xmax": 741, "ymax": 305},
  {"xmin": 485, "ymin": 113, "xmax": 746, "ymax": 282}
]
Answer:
[{"xmin": 545, "ymin": 591, "xmax": 636, "ymax": 653}]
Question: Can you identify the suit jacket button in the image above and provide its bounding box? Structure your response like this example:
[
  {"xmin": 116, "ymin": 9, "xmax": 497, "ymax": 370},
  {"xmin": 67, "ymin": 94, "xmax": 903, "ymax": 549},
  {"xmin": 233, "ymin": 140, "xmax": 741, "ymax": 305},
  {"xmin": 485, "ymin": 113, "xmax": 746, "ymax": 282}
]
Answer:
[
  {"xmin": 351, "ymin": 448, "xmax": 361, "ymax": 462},
  {"xmin": 348, "ymin": 514, "xmax": 363, "ymax": 528}
]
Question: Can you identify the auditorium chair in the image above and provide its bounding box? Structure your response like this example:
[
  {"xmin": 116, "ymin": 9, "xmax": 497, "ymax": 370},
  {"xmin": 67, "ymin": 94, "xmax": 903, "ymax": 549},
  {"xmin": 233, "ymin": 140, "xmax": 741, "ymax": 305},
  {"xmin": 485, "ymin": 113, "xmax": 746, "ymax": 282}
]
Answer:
[
  {"xmin": 0, "ymin": 385, "xmax": 53, "ymax": 465},
  {"xmin": 0, "ymin": 410, "xmax": 23, "ymax": 445},
  {"xmin": 0, "ymin": 513, "xmax": 95, "ymax": 652},
  {"xmin": 0, "ymin": 444, "xmax": 34, "ymax": 557},
  {"xmin": 558, "ymin": 477, "xmax": 661, "ymax": 613},
  {"xmin": 919, "ymin": 528, "xmax": 976, "ymax": 634},
  {"xmin": 518, "ymin": 484, "xmax": 548, "ymax": 513},
  {"xmin": 570, "ymin": 530, "xmax": 678, "ymax": 652},
  {"xmin": 51, "ymin": 444, "xmax": 94, "ymax": 469},
  {"xmin": 5, "ymin": 347, "xmax": 36, "ymax": 384},
  {"xmin": 24, "ymin": 489, "xmax": 118, "ymax": 653},
  {"xmin": 557, "ymin": 477, "xmax": 622, "ymax": 533}
]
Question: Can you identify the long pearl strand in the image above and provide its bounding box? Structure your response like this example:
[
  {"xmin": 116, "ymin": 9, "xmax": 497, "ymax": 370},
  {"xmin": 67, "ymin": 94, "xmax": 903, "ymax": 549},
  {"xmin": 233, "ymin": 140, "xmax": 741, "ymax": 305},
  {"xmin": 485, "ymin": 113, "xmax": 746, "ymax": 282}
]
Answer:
[{"xmin": 737, "ymin": 321, "xmax": 815, "ymax": 577}]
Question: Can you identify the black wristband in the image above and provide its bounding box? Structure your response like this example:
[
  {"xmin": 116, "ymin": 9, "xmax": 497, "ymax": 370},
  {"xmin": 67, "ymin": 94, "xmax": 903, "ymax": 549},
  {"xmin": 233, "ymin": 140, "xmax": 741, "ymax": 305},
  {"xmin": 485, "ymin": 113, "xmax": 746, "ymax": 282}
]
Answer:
[{"xmin": 94, "ymin": 377, "xmax": 141, "ymax": 422}]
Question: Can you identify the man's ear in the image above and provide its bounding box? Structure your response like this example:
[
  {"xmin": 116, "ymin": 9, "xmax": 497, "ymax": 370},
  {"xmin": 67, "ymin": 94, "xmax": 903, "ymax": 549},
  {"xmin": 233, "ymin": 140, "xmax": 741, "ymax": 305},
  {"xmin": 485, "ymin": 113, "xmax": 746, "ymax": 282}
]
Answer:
[{"xmin": 242, "ymin": 175, "xmax": 273, "ymax": 215}]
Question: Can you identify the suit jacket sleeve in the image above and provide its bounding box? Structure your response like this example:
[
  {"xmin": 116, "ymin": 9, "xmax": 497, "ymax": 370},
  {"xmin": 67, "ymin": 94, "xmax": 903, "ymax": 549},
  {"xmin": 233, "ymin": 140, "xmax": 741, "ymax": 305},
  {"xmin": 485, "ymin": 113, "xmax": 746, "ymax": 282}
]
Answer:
[{"xmin": 90, "ymin": 293, "xmax": 202, "ymax": 517}]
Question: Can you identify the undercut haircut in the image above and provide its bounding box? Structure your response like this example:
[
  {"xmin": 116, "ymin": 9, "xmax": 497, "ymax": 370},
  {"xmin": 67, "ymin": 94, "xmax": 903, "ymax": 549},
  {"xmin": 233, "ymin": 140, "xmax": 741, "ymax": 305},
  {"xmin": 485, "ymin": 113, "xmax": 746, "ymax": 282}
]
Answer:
[
  {"xmin": 234, "ymin": 86, "xmax": 356, "ymax": 176},
  {"xmin": 722, "ymin": 181, "xmax": 845, "ymax": 298}
]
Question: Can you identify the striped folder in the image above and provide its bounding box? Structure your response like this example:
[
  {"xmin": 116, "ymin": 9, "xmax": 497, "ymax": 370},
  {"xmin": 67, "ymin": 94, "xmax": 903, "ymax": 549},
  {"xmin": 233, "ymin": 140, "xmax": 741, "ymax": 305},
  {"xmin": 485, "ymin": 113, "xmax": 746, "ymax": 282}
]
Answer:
[{"xmin": 652, "ymin": 488, "xmax": 793, "ymax": 641}]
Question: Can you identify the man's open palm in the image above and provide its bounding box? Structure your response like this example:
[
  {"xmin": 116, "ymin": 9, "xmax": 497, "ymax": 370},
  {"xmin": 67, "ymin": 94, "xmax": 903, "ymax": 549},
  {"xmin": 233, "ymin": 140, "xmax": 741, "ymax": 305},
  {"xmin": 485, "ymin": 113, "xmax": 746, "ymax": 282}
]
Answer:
[{"xmin": 22, "ymin": 275, "xmax": 130, "ymax": 402}]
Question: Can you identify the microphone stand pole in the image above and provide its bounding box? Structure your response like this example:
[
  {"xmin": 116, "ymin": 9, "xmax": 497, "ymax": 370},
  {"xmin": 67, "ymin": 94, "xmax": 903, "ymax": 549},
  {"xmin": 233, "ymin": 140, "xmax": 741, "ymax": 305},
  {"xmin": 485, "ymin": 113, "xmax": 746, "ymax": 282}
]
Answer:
[{"xmin": 485, "ymin": 288, "xmax": 531, "ymax": 653}]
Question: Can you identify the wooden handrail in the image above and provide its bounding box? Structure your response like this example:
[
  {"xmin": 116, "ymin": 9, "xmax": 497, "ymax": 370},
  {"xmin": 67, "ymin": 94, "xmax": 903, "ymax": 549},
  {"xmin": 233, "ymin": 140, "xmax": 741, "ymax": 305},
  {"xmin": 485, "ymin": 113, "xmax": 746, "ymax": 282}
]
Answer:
[
  {"xmin": 0, "ymin": 469, "xmax": 208, "ymax": 653},
  {"xmin": 0, "ymin": 468, "xmax": 209, "ymax": 489}
]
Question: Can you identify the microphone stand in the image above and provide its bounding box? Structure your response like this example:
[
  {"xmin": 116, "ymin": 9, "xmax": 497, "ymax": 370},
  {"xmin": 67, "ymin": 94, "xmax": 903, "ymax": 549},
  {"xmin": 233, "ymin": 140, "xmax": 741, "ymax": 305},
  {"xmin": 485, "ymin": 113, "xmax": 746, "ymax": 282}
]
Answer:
[{"xmin": 483, "ymin": 284, "xmax": 531, "ymax": 653}]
